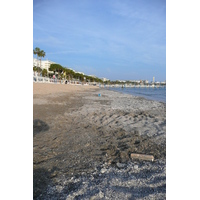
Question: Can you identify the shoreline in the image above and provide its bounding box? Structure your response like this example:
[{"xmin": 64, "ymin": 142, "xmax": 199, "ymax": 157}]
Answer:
[
  {"xmin": 105, "ymin": 87, "xmax": 166, "ymax": 104},
  {"xmin": 33, "ymin": 82, "xmax": 165, "ymax": 104},
  {"xmin": 33, "ymin": 83, "xmax": 166, "ymax": 199}
]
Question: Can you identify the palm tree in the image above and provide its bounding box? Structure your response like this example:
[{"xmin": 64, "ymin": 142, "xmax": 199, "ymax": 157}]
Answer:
[
  {"xmin": 33, "ymin": 47, "xmax": 40, "ymax": 68},
  {"xmin": 42, "ymin": 69, "xmax": 47, "ymax": 77},
  {"xmin": 38, "ymin": 50, "xmax": 46, "ymax": 70}
]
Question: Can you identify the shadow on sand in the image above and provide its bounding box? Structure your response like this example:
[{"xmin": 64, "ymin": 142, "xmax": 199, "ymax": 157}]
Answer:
[{"xmin": 33, "ymin": 119, "xmax": 49, "ymax": 136}]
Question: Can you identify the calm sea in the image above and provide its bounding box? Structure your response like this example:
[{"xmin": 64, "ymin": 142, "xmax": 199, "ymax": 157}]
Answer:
[{"xmin": 107, "ymin": 86, "xmax": 166, "ymax": 103}]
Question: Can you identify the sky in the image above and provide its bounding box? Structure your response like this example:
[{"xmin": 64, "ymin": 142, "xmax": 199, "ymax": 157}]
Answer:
[{"xmin": 33, "ymin": 0, "xmax": 166, "ymax": 81}]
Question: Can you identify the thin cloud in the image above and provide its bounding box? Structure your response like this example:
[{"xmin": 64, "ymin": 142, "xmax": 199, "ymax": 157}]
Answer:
[{"xmin": 33, "ymin": 0, "xmax": 166, "ymax": 81}]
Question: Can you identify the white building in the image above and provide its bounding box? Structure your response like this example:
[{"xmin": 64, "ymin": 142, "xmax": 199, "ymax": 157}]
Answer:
[
  {"xmin": 75, "ymin": 71, "xmax": 85, "ymax": 75},
  {"xmin": 68, "ymin": 68, "xmax": 75, "ymax": 72},
  {"xmin": 117, "ymin": 80, "xmax": 126, "ymax": 83},
  {"xmin": 33, "ymin": 58, "xmax": 38, "ymax": 67},
  {"xmin": 88, "ymin": 75, "xmax": 97, "ymax": 78},
  {"xmin": 33, "ymin": 58, "xmax": 55, "ymax": 73},
  {"xmin": 101, "ymin": 77, "xmax": 110, "ymax": 82},
  {"xmin": 160, "ymin": 81, "xmax": 166, "ymax": 85},
  {"xmin": 41, "ymin": 60, "xmax": 56, "ymax": 72}
]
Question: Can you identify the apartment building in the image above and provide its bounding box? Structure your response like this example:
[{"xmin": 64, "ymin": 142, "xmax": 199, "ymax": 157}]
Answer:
[
  {"xmin": 101, "ymin": 77, "xmax": 110, "ymax": 82},
  {"xmin": 33, "ymin": 58, "xmax": 55, "ymax": 72}
]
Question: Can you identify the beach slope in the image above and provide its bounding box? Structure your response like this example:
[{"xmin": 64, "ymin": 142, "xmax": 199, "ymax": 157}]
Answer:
[{"xmin": 33, "ymin": 83, "xmax": 166, "ymax": 199}]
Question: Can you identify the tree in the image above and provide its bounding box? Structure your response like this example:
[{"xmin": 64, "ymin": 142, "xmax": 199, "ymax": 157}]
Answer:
[
  {"xmin": 33, "ymin": 67, "xmax": 42, "ymax": 76},
  {"xmin": 49, "ymin": 63, "xmax": 64, "ymax": 77},
  {"xmin": 33, "ymin": 47, "xmax": 46, "ymax": 74},
  {"xmin": 38, "ymin": 50, "xmax": 46, "ymax": 69},
  {"xmin": 33, "ymin": 47, "xmax": 40, "ymax": 68},
  {"xmin": 33, "ymin": 66, "xmax": 37, "ymax": 72},
  {"xmin": 42, "ymin": 69, "xmax": 47, "ymax": 77}
]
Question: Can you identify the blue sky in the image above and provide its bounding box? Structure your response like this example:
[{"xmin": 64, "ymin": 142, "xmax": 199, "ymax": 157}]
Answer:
[{"xmin": 33, "ymin": 0, "xmax": 166, "ymax": 81}]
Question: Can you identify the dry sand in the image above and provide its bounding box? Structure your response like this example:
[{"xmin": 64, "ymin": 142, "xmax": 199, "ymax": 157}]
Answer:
[
  {"xmin": 33, "ymin": 82, "xmax": 98, "ymax": 95},
  {"xmin": 33, "ymin": 83, "xmax": 166, "ymax": 199}
]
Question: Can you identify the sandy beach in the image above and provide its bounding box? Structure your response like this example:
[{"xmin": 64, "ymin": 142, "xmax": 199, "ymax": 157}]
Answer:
[{"xmin": 33, "ymin": 83, "xmax": 166, "ymax": 199}]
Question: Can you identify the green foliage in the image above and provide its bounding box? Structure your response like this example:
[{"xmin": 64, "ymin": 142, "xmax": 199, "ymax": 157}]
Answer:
[
  {"xmin": 49, "ymin": 64, "xmax": 64, "ymax": 72},
  {"xmin": 38, "ymin": 50, "xmax": 46, "ymax": 59},
  {"xmin": 72, "ymin": 72, "xmax": 84, "ymax": 81},
  {"xmin": 34, "ymin": 67, "xmax": 42, "ymax": 73},
  {"xmin": 34, "ymin": 55, "xmax": 106, "ymax": 82},
  {"xmin": 42, "ymin": 69, "xmax": 47, "ymax": 77},
  {"xmin": 33, "ymin": 47, "xmax": 45, "ymax": 59},
  {"xmin": 104, "ymin": 80, "xmax": 110, "ymax": 84},
  {"xmin": 110, "ymin": 80, "xmax": 123, "ymax": 84},
  {"xmin": 33, "ymin": 66, "xmax": 37, "ymax": 71},
  {"xmin": 33, "ymin": 47, "xmax": 40, "ymax": 57},
  {"xmin": 33, "ymin": 47, "xmax": 46, "ymax": 69},
  {"xmin": 65, "ymin": 68, "xmax": 75, "ymax": 76}
]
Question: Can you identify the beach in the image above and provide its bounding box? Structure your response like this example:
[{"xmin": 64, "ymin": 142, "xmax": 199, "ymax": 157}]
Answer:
[{"xmin": 33, "ymin": 83, "xmax": 166, "ymax": 199}]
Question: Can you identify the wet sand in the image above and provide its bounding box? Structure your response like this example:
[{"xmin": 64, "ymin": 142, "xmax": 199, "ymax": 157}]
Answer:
[{"xmin": 33, "ymin": 83, "xmax": 166, "ymax": 199}]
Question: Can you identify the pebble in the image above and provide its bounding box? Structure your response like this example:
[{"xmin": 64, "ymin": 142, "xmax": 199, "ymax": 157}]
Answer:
[
  {"xmin": 34, "ymin": 89, "xmax": 166, "ymax": 199},
  {"xmin": 56, "ymin": 185, "xmax": 63, "ymax": 192},
  {"xmin": 134, "ymin": 165, "xmax": 139, "ymax": 170},
  {"xmin": 116, "ymin": 162, "xmax": 126, "ymax": 169},
  {"xmin": 100, "ymin": 168, "xmax": 107, "ymax": 174},
  {"xmin": 99, "ymin": 191, "xmax": 104, "ymax": 198}
]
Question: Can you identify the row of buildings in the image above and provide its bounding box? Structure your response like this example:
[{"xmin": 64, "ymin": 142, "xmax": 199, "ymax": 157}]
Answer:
[
  {"xmin": 116, "ymin": 79, "xmax": 166, "ymax": 85},
  {"xmin": 33, "ymin": 58, "xmax": 110, "ymax": 82},
  {"xmin": 33, "ymin": 58, "xmax": 165, "ymax": 85}
]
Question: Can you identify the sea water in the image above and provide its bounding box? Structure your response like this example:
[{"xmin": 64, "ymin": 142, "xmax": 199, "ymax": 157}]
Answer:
[{"xmin": 108, "ymin": 86, "xmax": 166, "ymax": 103}]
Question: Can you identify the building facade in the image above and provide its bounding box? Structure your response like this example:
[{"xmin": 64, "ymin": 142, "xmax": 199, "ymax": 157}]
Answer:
[
  {"xmin": 101, "ymin": 77, "xmax": 110, "ymax": 82},
  {"xmin": 33, "ymin": 58, "xmax": 55, "ymax": 72}
]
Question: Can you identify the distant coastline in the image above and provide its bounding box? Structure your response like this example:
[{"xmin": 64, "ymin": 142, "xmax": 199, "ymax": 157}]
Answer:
[{"xmin": 107, "ymin": 86, "xmax": 166, "ymax": 103}]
